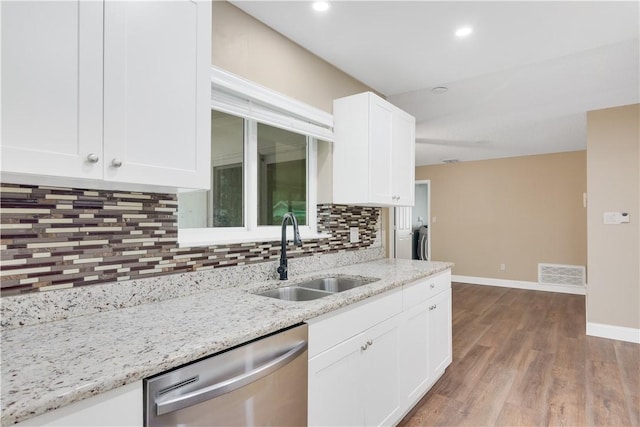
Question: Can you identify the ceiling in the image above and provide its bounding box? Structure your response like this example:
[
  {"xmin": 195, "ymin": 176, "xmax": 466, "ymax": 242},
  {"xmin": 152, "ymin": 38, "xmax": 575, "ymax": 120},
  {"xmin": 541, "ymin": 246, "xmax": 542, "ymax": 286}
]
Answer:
[{"xmin": 230, "ymin": 1, "xmax": 640, "ymax": 166}]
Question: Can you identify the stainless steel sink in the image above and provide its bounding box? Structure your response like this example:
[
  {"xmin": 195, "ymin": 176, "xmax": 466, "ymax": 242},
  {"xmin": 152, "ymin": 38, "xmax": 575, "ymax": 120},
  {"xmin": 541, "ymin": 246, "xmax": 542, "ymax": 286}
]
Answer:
[
  {"xmin": 255, "ymin": 276, "xmax": 379, "ymax": 301},
  {"xmin": 257, "ymin": 286, "xmax": 332, "ymax": 301},
  {"xmin": 297, "ymin": 276, "xmax": 379, "ymax": 293}
]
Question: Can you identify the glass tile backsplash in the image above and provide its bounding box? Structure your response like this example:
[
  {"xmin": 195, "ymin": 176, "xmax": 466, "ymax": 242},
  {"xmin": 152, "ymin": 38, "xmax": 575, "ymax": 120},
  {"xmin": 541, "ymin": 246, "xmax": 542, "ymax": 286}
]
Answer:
[{"xmin": 0, "ymin": 183, "xmax": 379, "ymax": 296}]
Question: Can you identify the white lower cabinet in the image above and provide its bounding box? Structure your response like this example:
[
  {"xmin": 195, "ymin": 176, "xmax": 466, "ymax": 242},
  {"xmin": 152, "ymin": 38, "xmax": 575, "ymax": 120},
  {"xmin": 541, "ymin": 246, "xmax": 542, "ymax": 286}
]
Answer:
[
  {"xmin": 400, "ymin": 271, "xmax": 452, "ymax": 413},
  {"xmin": 308, "ymin": 314, "xmax": 403, "ymax": 427},
  {"xmin": 427, "ymin": 288, "xmax": 453, "ymax": 381},
  {"xmin": 15, "ymin": 381, "xmax": 142, "ymax": 427},
  {"xmin": 400, "ymin": 299, "xmax": 431, "ymax": 405},
  {"xmin": 308, "ymin": 333, "xmax": 363, "ymax": 427},
  {"xmin": 308, "ymin": 269, "xmax": 452, "ymax": 427},
  {"xmin": 362, "ymin": 316, "xmax": 403, "ymax": 426},
  {"xmin": 399, "ymin": 286, "xmax": 452, "ymax": 409}
]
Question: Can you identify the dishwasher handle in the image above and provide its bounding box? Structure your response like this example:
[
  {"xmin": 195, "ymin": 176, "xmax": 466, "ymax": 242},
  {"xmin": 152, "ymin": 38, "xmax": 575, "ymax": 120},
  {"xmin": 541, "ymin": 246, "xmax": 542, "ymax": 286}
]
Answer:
[{"xmin": 155, "ymin": 340, "xmax": 307, "ymax": 416}]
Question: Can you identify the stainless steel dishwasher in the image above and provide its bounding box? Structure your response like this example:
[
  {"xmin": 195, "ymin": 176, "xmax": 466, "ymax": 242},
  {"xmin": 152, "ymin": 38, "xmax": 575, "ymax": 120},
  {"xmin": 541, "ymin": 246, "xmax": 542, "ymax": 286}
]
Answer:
[{"xmin": 144, "ymin": 324, "xmax": 308, "ymax": 427}]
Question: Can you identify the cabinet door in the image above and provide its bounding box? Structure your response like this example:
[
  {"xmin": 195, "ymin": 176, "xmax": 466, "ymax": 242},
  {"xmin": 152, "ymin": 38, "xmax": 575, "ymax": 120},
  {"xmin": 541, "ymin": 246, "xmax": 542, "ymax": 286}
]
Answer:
[
  {"xmin": 308, "ymin": 333, "xmax": 364, "ymax": 427},
  {"xmin": 368, "ymin": 96, "xmax": 393, "ymax": 205},
  {"xmin": 400, "ymin": 301, "xmax": 430, "ymax": 407},
  {"xmin": 15, "ymin": 381, "xmax": 141, "ymax": 427},
  {"xmin": 428, "ymin": 288, "xmax": 453, "ymax": 379},
  {"xmin": 363, "ymin": 315, "xmax": 403, "ymax": 427},
  {"xmin": 1, "ymin": 1, "xmax": 103, "ymax": 179},
  {"xmin": 391, "ymin": 111, "xmax": 415, "ymax": 206},
  {"xmin": 103, "ymin": 0, "xmax": 211, "ymax": 189}
]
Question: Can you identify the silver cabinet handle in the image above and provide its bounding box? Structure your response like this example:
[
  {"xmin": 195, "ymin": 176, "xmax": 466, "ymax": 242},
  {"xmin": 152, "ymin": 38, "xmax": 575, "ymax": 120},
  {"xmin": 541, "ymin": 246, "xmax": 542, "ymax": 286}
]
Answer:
[
  {"xmin": 155, "ymin": 340, "xmax": 307, "ymax": 416},
  {"xmin": 111, "ymin": 158, "xmax": 123, "ymax": 168},
  {"xmin": 361, "ymin": 339, "xmax": 374, "ymax": 351},
  {"xmin": 86, "ymin": 153, "xmax": 99, "ymax": 163}
]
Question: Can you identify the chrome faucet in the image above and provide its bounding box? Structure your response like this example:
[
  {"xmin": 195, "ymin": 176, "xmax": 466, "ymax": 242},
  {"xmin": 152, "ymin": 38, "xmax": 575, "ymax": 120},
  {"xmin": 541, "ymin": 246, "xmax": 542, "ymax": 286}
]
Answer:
[{"xmin": 277, "ymin": 212, "xmax": 303, "ymax": 280}]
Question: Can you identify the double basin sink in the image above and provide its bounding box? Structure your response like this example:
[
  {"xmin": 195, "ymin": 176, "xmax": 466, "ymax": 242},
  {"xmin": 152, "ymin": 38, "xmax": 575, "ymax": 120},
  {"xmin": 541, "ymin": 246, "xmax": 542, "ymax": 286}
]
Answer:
[{"xmin": 257, "ymin": 276, "xmax": 379, "ymax": 301}]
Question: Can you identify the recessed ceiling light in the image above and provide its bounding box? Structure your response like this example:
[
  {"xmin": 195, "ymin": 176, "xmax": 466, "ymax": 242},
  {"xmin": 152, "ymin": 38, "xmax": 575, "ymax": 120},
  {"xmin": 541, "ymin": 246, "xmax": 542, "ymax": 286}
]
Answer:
[
  {"xmin": 431, "ymin": 86, "xmax": 448, "ymax": 95},
  {"xmin": 455, "ymin": 27, "xmax": 473, "ymax": 38},
  {"xmin": 312, "ymin": 1, "xmax": 330, "ymax": 12}
]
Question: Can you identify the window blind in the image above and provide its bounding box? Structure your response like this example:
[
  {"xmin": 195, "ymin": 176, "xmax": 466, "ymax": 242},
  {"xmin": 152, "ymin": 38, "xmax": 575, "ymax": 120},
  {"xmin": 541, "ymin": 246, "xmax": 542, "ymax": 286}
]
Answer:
[{"xmin": 211, "ymin": 66, "xmax": 334, "ymax": 142}]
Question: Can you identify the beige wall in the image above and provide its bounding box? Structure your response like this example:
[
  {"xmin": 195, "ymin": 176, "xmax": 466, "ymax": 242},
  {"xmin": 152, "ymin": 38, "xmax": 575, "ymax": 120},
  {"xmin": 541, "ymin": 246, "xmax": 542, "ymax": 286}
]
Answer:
[
  {"xmin": 415, "ymin": 151, "xmax": 587, "ymax": 282},
  {"xmin": 212, "ymin": 1, "xmax": 373, "ymax": 113},
  {"xmin": 211, "ymin": 1, "xmax": 390, "ymax": 251},
  {"xmin": 586, "ymin": 104, "xmax": 640, "ymax": 330},
  {"xmin": 317, "ymin": 140, "xmax": 333, "ymax": 204}
]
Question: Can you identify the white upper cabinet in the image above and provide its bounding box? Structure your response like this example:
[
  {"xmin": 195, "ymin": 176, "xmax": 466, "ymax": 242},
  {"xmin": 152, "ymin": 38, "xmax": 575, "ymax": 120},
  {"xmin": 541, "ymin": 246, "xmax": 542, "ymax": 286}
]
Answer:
[
  {"xmin": 391, "ymin": 109, "xmax": 415, "ymax": 204},
  {"xmin": 1, "ymin": 1, "xmax": 104, "ymax": 181},
  {"xmin": 1, "ymin": 0, "xmax": 211, "ymax": 191},
  {"xmin": 103, "ymin": 1, "xmax": 210, "ymax": 188},
  {"xmin": 333, "ymin": 92, "xmax": 415, "ymax": 207}
]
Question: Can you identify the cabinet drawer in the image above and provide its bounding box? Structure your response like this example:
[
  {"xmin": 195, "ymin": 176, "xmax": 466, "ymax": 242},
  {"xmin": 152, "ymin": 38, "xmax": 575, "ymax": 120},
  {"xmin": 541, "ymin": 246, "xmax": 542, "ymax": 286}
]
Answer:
[
  {"xmin": 307, "ymin": 288, "xmax": 402, "ymax": 358},
  {"xmin": 403, "ymin": 270, "xmax": 451, "ymax": 310}
]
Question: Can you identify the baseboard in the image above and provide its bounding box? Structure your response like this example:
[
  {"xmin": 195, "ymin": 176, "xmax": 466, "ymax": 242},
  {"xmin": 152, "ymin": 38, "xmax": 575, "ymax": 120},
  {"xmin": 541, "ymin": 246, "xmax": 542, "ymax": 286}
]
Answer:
[
  {"xmin": 586, "ymin": 322, "xmax": 640, "ymax": 344},
  {"xmin": 451, "ymin": 275, "xmax": 586, "ymax": 295}
]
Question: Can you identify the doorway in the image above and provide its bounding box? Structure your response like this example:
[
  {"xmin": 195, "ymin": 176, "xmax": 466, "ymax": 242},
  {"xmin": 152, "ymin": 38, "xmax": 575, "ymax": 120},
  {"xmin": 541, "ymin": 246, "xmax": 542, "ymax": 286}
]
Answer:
[{"xmin": 391, "ymin": 180, "xmax": 431, "ymax": 260}]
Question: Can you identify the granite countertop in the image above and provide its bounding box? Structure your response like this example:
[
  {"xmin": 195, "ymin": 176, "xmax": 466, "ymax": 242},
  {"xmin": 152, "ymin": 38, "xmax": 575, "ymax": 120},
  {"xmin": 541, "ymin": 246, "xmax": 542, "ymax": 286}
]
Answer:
[{"xmin": 1, "ymin": 258, "xmax": 452, "ymax": 426}]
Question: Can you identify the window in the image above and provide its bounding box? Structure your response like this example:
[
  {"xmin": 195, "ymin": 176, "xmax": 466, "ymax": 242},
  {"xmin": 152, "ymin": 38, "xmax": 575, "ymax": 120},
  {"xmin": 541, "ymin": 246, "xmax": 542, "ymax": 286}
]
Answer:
[
  {"xmin": 177, "ymin": 67, "xmax": 333, "ymax": 246},
  {"xmin": 257, "ymin": 123, "xmax": 308, "ymax": 226},
  {"xmin": 178, "ymin": 111, "xmax": 313, "ymax": 236},
  {"xmin": 212, "ymin": 110, "xmax": 244, "ymax": 227}
]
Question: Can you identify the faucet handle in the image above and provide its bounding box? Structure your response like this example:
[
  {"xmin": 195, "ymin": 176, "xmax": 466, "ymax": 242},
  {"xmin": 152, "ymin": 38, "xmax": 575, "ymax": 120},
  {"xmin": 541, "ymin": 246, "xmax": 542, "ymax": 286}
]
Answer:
[{"xmin": 277, "ymin": 265, "xmax": 287, "ymax": 280}]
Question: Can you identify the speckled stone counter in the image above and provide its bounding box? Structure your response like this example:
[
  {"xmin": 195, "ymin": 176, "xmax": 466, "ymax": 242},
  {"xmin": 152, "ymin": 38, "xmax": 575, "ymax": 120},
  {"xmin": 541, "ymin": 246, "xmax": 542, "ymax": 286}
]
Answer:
[{"xmin": 1, "ymin": 258, "xmax": 452, "ymax": 426}]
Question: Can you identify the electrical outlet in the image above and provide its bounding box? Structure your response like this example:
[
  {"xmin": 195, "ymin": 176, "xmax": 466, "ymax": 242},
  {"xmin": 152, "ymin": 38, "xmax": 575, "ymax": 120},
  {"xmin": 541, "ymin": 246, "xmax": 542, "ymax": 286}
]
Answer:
[
  {"xmin": 349, "ymin": 227, "xmax": 360, "ymax": 243},
  {"xmin": 500, "ymin": 263, "xmax": 506, "ymax": 271}
]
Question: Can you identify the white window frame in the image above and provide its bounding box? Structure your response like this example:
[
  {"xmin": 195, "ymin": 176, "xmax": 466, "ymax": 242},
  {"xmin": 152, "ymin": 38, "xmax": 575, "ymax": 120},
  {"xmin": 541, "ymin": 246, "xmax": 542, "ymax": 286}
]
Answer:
[{"xmin": 178, "ymin": 67, "xmax": 333, "ymax": 247}]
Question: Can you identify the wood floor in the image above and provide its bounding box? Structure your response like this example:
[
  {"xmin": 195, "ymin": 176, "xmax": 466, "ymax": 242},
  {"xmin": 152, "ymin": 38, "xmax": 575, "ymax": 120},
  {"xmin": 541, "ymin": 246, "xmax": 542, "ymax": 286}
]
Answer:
[{"xmin": 398, "ymin": 283, "xmax": 640, "ymax": 427}]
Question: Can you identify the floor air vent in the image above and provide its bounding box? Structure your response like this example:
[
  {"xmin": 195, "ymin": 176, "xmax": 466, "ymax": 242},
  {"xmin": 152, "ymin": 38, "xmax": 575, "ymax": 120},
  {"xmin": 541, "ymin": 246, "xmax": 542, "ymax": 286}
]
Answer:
[{"xmin": 538, "ymin": 263, "xmax": 585, "ymax": 287}]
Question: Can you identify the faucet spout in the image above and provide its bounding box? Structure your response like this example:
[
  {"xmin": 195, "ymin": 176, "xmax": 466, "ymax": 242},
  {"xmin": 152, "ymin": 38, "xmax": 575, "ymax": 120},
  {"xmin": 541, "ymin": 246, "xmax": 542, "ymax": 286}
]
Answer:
[{"xmin": 277, "ymin": 212, "xmax": 302, "ymax": 280}]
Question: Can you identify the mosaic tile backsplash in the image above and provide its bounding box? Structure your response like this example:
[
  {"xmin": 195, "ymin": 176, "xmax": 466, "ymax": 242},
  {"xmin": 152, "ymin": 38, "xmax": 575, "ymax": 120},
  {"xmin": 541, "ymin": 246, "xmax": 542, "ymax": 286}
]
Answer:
[{"xmin": 0, "ymin": 183, "xmax": 380, "ymax": 296}]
